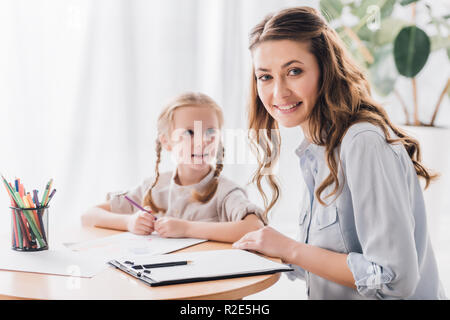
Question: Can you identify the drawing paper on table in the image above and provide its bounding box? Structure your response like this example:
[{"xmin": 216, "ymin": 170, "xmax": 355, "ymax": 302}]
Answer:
[
  {"xmin": 65, "ymin": 232, "xmax": 207, "ymax": 261},
  {"xmin": 0, "ymin": 248, "xmax": 106, "ymax": 277}
]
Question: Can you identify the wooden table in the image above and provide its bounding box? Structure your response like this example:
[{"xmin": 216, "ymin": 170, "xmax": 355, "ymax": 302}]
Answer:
[{"xmin": 0, "ymin": 225, "xmax": 282, "ymax": 300}]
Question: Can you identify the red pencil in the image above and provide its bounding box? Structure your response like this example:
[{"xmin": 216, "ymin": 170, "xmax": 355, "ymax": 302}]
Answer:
[
  {"xmin": 7, "ymin": 182, "xmax": 21, "ymax": 248},
  {"xmin": 10, "ymin": 199, "xmax": 19, "ymax": 248},
  {"xmin": 5, "ymin": 179, "xmax": 29, "ymax": 249},
  {"xmin": 19, "ymin": 182, "xmax": 24, "ymax": 197}
]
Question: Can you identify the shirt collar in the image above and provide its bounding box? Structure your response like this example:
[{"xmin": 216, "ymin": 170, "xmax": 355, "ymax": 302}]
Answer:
[
  {"xmin": 295, "ymin": 137, "xmax": 325, "ymax": 161},
  {"xmin": 170, "ymin": 166, "xmax": 215, "ymax": 191},
  {"xmin": 295, "ymin": 138, "xmax": 311, "ymax": 158}
]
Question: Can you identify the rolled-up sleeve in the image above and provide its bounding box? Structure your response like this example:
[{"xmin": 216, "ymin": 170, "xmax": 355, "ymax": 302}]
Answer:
[
  {"xmin": 343, "ymin": 131, "xmax": 420, "ymax": 299},
  {"xmin": 106, "ymin": 190, "xmax": 136, "ymax": 214},
  {"xmin": 286, "ymin": 263, "xmax": 306, "ymax": 281},
  {"xmin": 106, "ymin": 179, "xmax": 151, "ymax": 214},
  {"xmin": 219, "ymin": 188, "xmax": 267, "ymax": 224}
]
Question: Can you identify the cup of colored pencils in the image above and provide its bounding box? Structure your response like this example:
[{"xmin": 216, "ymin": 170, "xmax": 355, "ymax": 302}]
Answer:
[{"xmin": 1, "ymin": 174, "xmax": 56, "ymax": 251}]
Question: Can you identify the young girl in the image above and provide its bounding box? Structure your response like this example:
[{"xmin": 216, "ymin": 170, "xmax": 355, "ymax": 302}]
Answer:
[
  {"xmin": 82, "ymin": 92, "xmax": 265, "ymax": 243},
  {"xmin": 232, "ymin": 7, "xmax": 446, "ymax": 299}
]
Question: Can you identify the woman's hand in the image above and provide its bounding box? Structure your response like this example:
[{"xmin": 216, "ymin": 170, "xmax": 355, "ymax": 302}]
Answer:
[
  {"xmin": 126, "ymin": 210, "xmax": 156, "ymax": 235},
  {"xmin": 232, "ymin": 226, "xmax": 297, "ymax": 261},
  {"xmin": 154, "ymin": 217, "xmax": 188, "ymax": 238}
]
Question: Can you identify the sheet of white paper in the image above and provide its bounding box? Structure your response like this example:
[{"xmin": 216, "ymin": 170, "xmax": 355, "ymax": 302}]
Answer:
[
  {"xmin": 65, "ymin": 232, "xmax": 207, "ymax": 262},
  {"xmin": 113, "ymin": 249, "xmax": 292, "ymax": 283},
  {"xmin": 0, "ymin": 247, "xmax": 106, "ymax": 277}
]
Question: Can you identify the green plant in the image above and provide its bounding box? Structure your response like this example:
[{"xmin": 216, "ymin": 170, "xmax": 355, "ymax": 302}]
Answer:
[{"xmin": 320, "ymin": 0, "xmax": 450, "ymax": 126}]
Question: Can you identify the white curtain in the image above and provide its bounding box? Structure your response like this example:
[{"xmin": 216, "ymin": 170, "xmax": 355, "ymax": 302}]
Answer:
[{"xmin": 0, "ymin": 0, "xmax": 310, "ymax": 232}]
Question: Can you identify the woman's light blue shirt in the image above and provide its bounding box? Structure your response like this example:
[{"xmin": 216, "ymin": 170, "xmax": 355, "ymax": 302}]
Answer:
[{"xmin": 287, "ymin": 122, "xmax": 446, "ymax": 300}]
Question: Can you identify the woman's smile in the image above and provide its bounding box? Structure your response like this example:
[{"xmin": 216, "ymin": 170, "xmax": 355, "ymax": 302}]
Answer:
[{"xmin": 273, "ymin": 101, "xmax": 302, "ymax": 113}]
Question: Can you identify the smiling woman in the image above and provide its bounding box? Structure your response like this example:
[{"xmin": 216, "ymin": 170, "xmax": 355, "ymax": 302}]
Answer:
[{"xmin": 233, "ymin": 6, "xmax": 447, "ymax": 300}]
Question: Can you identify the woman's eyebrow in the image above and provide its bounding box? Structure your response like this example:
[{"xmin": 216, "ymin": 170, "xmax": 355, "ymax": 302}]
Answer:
[
  {"xmin": 282, "ymin": 60, "xmax": 304, "ymax": 68},
  {"xmin": 256, "ymin": 67, "xmax": 270, "ymax": 72},
  {"xmin": 256, "ymin": 60, "xmax": 304, "ymax": 72}
]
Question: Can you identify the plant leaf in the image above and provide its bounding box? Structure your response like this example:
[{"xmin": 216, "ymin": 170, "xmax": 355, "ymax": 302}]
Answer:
[
  {"xmin": 394, "ymin": 26, "xmax": 431, "ymax": 77},
  {"xmin": 319, "ymin": 0, "xmax": 343, "ymax": 22},
  {"xmin": 400, "ymin": 0, "xmax": 420, "ymax": 6},
  {"xmin": 351, "ymin": 0, "xmax": 395, "ymax": 20},
  {"xmin": 380, "ymin": 0, "xmax": 396, "ymax": 19},
  {"xmin": 430, "ymin": 35, "xmax": 450, "ymax": 52},
  {"xmin": 373, "ymin": 18, "xmax": 408, "ymax": 46},
  {"xmin": 337, "ymin": 26, "xmax": 369, "ymax": 69}
]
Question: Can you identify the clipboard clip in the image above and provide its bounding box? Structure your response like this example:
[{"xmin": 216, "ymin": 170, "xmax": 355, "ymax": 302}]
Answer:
[{"xmin": 108, "ymin": 260, "xmax": 156, "ymax": 285}]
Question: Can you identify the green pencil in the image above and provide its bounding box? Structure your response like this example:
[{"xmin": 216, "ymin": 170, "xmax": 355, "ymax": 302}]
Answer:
[
  {"xmin": 1, "ymin": 175, "xmax": 23, "ymax": 249},
  {"xmin": 1, "ymin": 175, "xmax": 18, "ymax": 204},
  {"xmin": 41, "ymin": 178, "xmax": 53, "ymax": 207}
]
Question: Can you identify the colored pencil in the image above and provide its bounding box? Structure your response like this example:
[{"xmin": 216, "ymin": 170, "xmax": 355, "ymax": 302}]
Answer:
[
  {"xmin": 33, "ymin": 190, "xmax": 48, "ymax": 244},
  {"xmin": 17, "ymin": 209, "xmax": 31, "ymax": 248},
  {"xmin": 26, "ymin": 193, "xmax": 42, "ymax": 234},
  {"xmin": 124, "ymin": 195, "xmax": 157, "ymax": 219},
  {"xmin": 44, "ymin": 189, "xmax": 56, "ymax": 206},
  {"xmin": 41, "ymin": 178, "xmax": 53, "ymax": 207},
  {"xmin": 18, "ymin": 182, "xmax": 24, "ymax": 197},
  {"xmin": 22, "ymin": 196, "xmax": 44, "ymax": 247},
  {"xmin": 1, "ymin": 176, "xmax": 19, "ymax": 207},
  {"xmin": 10, "ymin": 198, "xmax": 20, "ymax": 249},
  {"xmin": 33, "ymin": 190, "xmax": 40, "ymax": 207},
  {"xmin": 7, "ymin": 182, "xmax": 23, "ymax": 249},
  {"xmin": 19, "ymin": 195, "xmax": 45, "ymax": 248}
]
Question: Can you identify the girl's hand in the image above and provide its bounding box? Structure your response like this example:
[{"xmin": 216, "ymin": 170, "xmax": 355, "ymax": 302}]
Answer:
[
  {"xmin": 126, "ymin": 211, "xmax": 156, "ymax": 235},
  {"xmin": 154, "ymin": 217, "xmax": 188, "ymax": 238},
  {"xmin": 232, "ymin": 226, "xmax": 297, "ymax": 261}
]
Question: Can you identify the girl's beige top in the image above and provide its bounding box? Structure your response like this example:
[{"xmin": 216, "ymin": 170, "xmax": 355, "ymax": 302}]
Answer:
[{"xmin": 107, "ymin": 169, "xmax": 267, "ymax": 224}]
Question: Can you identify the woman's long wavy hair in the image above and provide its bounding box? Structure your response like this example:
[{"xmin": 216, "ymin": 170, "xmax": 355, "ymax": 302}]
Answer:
[
  {"xmin": 248, "ymin": 6, "xmax": 437, "ymax": 212},
  {"xmin": 142, "ymin": 92, "xmax": 225, "ymax": 213}
]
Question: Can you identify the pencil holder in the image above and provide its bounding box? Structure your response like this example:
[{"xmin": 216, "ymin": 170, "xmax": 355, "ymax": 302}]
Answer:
[{"xmin": 10, "ymin": 206, "xmax": 49, "ymax": 251}]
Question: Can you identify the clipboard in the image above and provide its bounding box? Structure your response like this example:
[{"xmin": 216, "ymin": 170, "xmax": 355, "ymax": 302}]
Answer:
[{"xmin": 108, "ymin": 249, "xmax": 293, "ymax": 286}]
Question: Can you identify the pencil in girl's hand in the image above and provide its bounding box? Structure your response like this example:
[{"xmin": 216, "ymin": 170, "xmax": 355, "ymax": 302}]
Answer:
[{"xmin": 124, "ymin": 195, "xmax": 157, "ymax": 220}]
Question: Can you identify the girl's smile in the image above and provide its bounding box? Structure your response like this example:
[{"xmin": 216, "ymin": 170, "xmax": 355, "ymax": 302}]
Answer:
[{"xmin": 164, "ymin": 105, "xmax": 221, "ymax": 185}]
